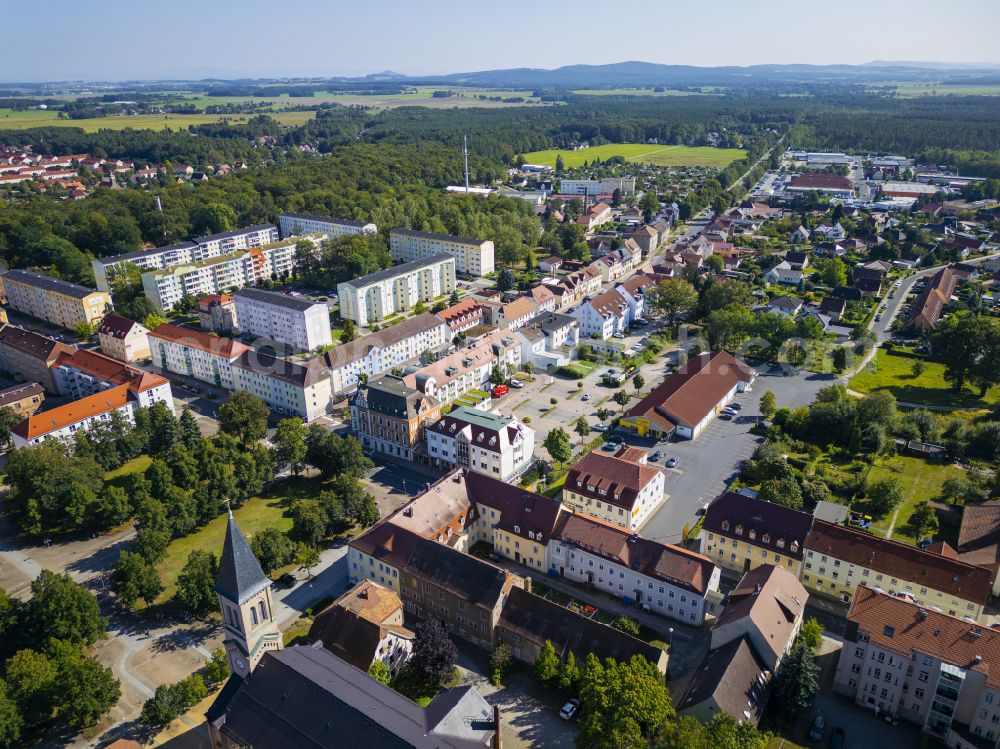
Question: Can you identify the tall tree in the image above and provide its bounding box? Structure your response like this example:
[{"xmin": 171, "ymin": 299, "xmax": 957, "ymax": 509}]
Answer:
[
  {"xmin": 578, "ymin": 654, "xmax": 673, "ymax": 749},
  {"xmin": 219, "ymin": 392, "xmax": 269, "ymax": 447},
  {"xmin": 27, "ymin": 571, "xmax": 106, "ymax": 647},
  {"xmin": 176, "ymin": 550, "xmax": 218, "ymax": 613},
  {"xmin": 613, "ymin": 389, "xmax": 631, "ymax": 413},
  {"xmin": 408, "ymin": 619, "xmax": 457, "ymax": 689},
  {"xmin": 111, "ymin": 551, "xmax": 164, "ymax": 610},
  {"xmin": 772, "ymin": 641, "xmax": 820, "ymax": 723},
  {"xmin": 543, "ymin": 427, "xmax": 573, "ymax": 469},
  {"xmin": 759, "ymin": 391, "xmax": 777, "ymax": 421},
  {"xmin": 177, "ymin": 407, "xmax": 202, "ymax": 449},
  {"xmin": 534, "ymin": 640, "xmax": 560, "ymax": 686},
  {"xmin": 651, "ymin": 279, "xmax": 697, "ymax": 327},
  {"xmin": 272, "ymin": 418, "xmax": 308, "ymax": 476},
  {"xmin": 249, "ymin": 528, "xmax": 294, "ymax": 575}
]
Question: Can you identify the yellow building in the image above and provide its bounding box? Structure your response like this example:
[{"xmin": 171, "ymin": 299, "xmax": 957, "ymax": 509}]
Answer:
[
  {"xmin": 803, "ymin": 520, "xmax": 992, "ymax": 620},
  {"xmin": 563, "ymin": 446, "xmax": 666, "ymax": 532},
  {"xmin": 1, "ymin": 269, "xmax": 110, "ymax": 331},
  {"xmin": 702, "ymin": 492, "xmax": 813, "ymax": 578}
]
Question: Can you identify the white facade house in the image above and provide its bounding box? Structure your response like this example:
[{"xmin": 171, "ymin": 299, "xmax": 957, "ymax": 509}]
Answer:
[
  {"xmin": 426, "ymin": 406, "xmax": 535, "ymax": 483},
  {"xmin": 337, "ymin": 254, "xmax": 456, "ymax": 327},
  {"xmin": 11, "ymin": 384, "xmax": 141, "ymax": 448},
  {"xmin": 402, "ymin": 328, "xmax": 521, "ymax": 405},
  {"xmin": 563, "ymin": 447, "xmax": 666, "ymax": 532},
  {"xmin": 51, "ymin": 348, "xmax": 174, "ymax": 412},
  {"xmin": 232, "ymin": 287, "xmax": 333, "ymax": 353},
  {"xmin": 389, "ymin": 229, "xmax": 495, "ymax": 277},
  {"xmin": 93, "ymin": 224, "xmax": 279, "ymax": 292},
  {"xmin": 278, "ymin": 212, "xmax": 377, "ymax": 239},
  {"xmin": 141, "ymin": 234, "xmax": 322, "ymax": 311},
  {"xmin": 572, "ymin": 289, "xmax": 632, "ymax": 340},
  {"xmin": 515, "ymin": 311, "xmax": 580, "ymax": 370},
  {"xmin": 560, "ymin": 177, "xmax": 636, "ymax": 196}
]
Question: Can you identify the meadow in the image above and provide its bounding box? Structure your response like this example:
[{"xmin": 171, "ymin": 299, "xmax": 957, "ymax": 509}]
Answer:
[
  {"xmin": 849, "ymin": 349, "xmax": 1000, "ymax": 408},
  {"xmin": 883, "ymin": 82, "xmax": 1000, "ymax": 97},
  {"xmin": 0, "ymin": 108, "xmax": 315, "ymax": 131},
  {"xmin": 520, "ymin": 143, "xmax": 746, "ymax": 169}
]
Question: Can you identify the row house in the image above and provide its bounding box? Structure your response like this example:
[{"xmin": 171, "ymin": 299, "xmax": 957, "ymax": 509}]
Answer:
[
  {"xmin": 350, "ymin": 375, "xmax": 442, "ymax": 462},
  {"xmin": 436, "ymin": 298, "xmax": 485, "ymax": 334}
]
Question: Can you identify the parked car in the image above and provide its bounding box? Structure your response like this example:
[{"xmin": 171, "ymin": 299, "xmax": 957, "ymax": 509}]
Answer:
[
  {"xmin": 808, "ymin": 715, "xmax": 826, "ymax": 742},
  {"xmin": 651, "ymin": 452, "xmax": 662, "ymax": 461},
  {"xmin": 277, "ymin": 573, "xmax": 297, "ymax": 587},
  {"xmin": 665, "ymin": 456, "xmax": 679, "ymax": 468},
  {"xmin": 560, "ymin": 699, "xmax": 581, "ymax": 720},
  {"xmin": 719, "ymin": 411, "xmax": 733, "ymax": 420},
  {"xmin": 601, "ymin": 442, "xmax": 618, "ymax": 451},
  {"xmin": 612, "ymin": 332, "xmax": 625, "ymax": 339},
  {"xmin": 829, "ymin": 727, "xmax": 844, "ymax": 749},
  {"xmin": 493, "ymin": 385, "xmax": 509, "ymax": 397},
  {"xmin": 582, "ymin": 393, "xmax": 591, "ymax": 401},
  {"xmin": 509, "ymin": 379, "xmax": 524, "ymax": 389},
  {"xmin": 728, "ymin": 403, "xmax": 742, "ymax": 411},
  {"xmin": 874, "ymin": 314, "xmax": 881, "ymax": 322}
]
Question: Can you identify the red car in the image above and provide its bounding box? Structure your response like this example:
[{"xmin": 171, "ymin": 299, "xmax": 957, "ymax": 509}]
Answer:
[{"xmin": 493, "ymin": 385, "xmax": 509, "ymax": 397}]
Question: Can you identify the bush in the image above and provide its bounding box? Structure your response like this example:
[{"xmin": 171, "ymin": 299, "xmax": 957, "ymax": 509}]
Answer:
[
  {"xmin": 522, "ymin": 417, "xmax": 531, "ymax": 424},
  {"xmin": 550, "ymin": 397, "xmax": 558, "ymax": 405}
]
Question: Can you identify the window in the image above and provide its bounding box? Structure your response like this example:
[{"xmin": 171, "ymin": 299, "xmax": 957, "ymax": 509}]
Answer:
[
  {"xmin": 915, "ymin": 688, "xmax": 925, "ymax": 699},
  {"xmin": 855, "ymin": 648, "xmax": 865, "ymax": 658},
  {"xmin": 919, "ymin": 671, "xmax": 929, "ymax": 682}
]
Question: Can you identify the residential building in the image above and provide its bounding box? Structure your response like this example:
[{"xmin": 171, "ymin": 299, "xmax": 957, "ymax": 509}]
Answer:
[
  {"xmin": 11, "ymin": 383, "xmax": 141, "ymax": 448},
  {"xmin": 525, "ymin": 284, "xmax": 557, "ymax": 313},
  {"xmin": 620, "ymin": 351, "xmax": 756, "ymax": 440},
  {"xmin": 572, "ymin": 289, "xmax": 631, "ymax": 339},
  {"xmin": 550, "ymin": 511, "xmax": 720, "ymax": 625},
  {"xmin": 702, "ymin": 491, "xmax": 813, "ymax": 577},
  {"xmin": 563, "ymin": 446, "xmax": 665, "ymax": 531},
  {"xmin": 592, "ymin": 247, "xmax": 640, "ymax": 284},
  {"xmin": 437, "ymin": 298, "xmax": 485, "ymax": 333},
  {"xmin": 401, "ymin": 329, "xmax": 521, "ymax": 405},
  {"xmin": 149, "ymin": 324, "xmax": 331, "ymax": 421},
  {"xmin": 51, "ymin": 348, "xmax": 174, "ymax": 411},
  {"xmin": 206, "ymin": 647, "xmax": 499, "ymax": 749},
  {"xmin": 910, "ymin": 267, "xmax": 958, "ymax": 331},
  {"xmin": 515, "ymin": 311, "xmax": 579, "ymax": 370},
  {"xmin": 480, "ymin": 296, "xmax": 537, "ymax": 331},
  {"xmin": 956, "ymin": 500, "xmax": 1000, "ymax": 596},
  {"xmin": 677, "ymin": 636, "xmax": 771, "ymax": 727},
  {"xmin": 0, "ymin": 270, "xmax": 111, "ymax": 330},
  {"xmin": 0, "ymin": 382, "xmax": 44, "ymax": 417},
  {"xmin": 96, "ymin": 313, "xmax": 150, "ymax": 362},
  {"xmin": 576, "ymin": 202, "xmax": 614, "ymax": 233},
  {"xmin": 710, "ymin": 565, "xmax": 807, "ymax": 670},
  {"xmin": 803, "ymin": 519, "xmax": 992, "ymax": 619},
  {"xmin": 233, "ymin": 287, "xmax": 333, "ymax": 353},
  {"xmin": 764, "ymin": 262, "xmax": 804, "ymax": 286},
  {"xmin": 560, "ymin": 177, "xmax": 636, "ymax": 196},
  {"xmin": 322, "ymin": 313, "xmax": 451, "ymax": 395},
  {"xmin": 764, "ymin": 295, "xmax": 803, "ymax": 316},
  {"xmin": 278, "ymin": 211, "xmax": 376, "ymax": 239},
  {"xmin": 92, "ymin": 224, "xmax": 278, "ymax": 292},
  {"xmin": 198, "ymin": 294, "xmax": 236, "ymax": 332},
  {"xmin": 141, "ymin": 234, "xmax": 321, "ymax": 311},
  {"xmin": 0, "ymin": 325, "xmax": 75, "ymax": 392},
  {"xmin": 337, "ymin": 254, "xmax": 456, "ymax": 326},
  {"xmin": 497, "ymin": 586, "xmax": 667, "ymax": 672},
  {"xmin": 616, "ymin": 274, "xmax": 655, "ymax": 321},
  {"xmin": 538, "ymin": 256, "xmax": 564, "ymax": 274},
  {"xmin": 399, "ymin": 538, "xmax": 525, "ymax": 649},
  {"xmin": 350, "ymin": 375, "xmax": 441, "ymax": 462},
  {"xmin": 819, "ymin": 296, "xmax": 847, "ymax": 320},
  {"xmin": 426, "ymin": 406, "xmax": 535, "ymax": 483},
  {"xmin": 631, "ymin": 224, "xmax": 661, "ymax": 255},
  {"xmin": 390, "ymin": 229, "xmax": 494, "ymax": 277},
  {"xmin": 833, "ymin": 585, "xmax": 1000, "ymax": 747},
  {"xmin": 307, "ymin": 580, "xmax": 414, "ymax": 677}
]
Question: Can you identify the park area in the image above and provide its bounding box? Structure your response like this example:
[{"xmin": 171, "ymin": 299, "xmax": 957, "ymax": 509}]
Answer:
[
  {"xmin": 849, "ymin": 349, "xmax": 1000, "ymax": 409},
  {"xmin": 519, "ymin": 143, "xmax": 747, "ymax": 169},
  {"xmin": 864, "ymin": 456, "xmax": 965, "ymax": 545}
]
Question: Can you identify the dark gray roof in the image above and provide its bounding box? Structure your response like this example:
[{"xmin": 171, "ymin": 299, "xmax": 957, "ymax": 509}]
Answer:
[
  {"xmin": 526, "ymin": 310, "xmax": 577, "ymax": 334},
  {"xmin": 404, "ymin": 539, "xmax": 510, "ymax": 609},
  {"xmin": 343, "ymin": 253, "xmax": 455, "ymax": 288},
  {"xmin": 351, "ymin": 376, "xmax": 428, "ymax": 419},
  {"xmin": 677, "ymin": 635, "xmax": 770, "ymax": 725},
  {"xmin": 0, "ymin": 381, "xmax": 43, "ymax": 407},
  {"xmin": 390, "ymin": 228, "xmax": 487, "ymax": 246},
  {"xmin": 3, "ymin": 269, "xmax": 100, "ymax": 299},
  {"xmin": 280, "ymin": 211, "xmax": 367, "ymax": 228},
  {"xmin": 233, "ymin": 287, "xmax": 325, "ymax": 312},
  {"xmin": 193, "ymin": 223, "xmax": 276, "ymax": 245},
  {"xmin": 231, "ymin": 346, "xmax": 328, "ymax": 388},
  {"xmin": 96, "ymin": 241, "xmax": 197, "ymax": 266},
  {"xmin": 215, "ymin": 512, "xmax": 271, "ymax": 604}
]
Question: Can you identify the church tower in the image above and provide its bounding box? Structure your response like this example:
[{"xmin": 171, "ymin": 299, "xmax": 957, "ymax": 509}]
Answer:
[{"xmin": 214, "ymin": 510, "xmax": 282, "ymax": 678}]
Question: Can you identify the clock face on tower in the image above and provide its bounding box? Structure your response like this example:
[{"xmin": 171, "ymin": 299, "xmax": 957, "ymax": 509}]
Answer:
[{"xmin": 235, "ymin": 658, "xmax": 246, "ymax": 671}]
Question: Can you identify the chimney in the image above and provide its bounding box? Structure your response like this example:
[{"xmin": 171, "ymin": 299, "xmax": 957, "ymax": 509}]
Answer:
[
  {"xmin": 492, "ymin": 705, "xmax": 503, "ymax": 749},
  {"xmin": 523, "ymin": 577, "xmax": 532, "ymax": 594}
]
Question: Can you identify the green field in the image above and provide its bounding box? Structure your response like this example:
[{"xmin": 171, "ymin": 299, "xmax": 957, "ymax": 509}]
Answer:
[
  {"xmin": 0, "ymin": 108, "xmax": 315, "ymax": 132},
  {"xmin": 866, "ymin": 456, "xmax": 964, "ymax": 543},
  {"xmin": 888, "ymin": 82, "xmax": 1000, "ymax": 97},
  {"xmin": 571, "ymin": 88, "xmax": 706, "ymax": 97},
  {"xmin": 849, "ymin": 349, "xmax": 1000, "ymax": 408},
  {"xmin": 520, "ymin": 143, "xmax": 746, "ymax": 169}
]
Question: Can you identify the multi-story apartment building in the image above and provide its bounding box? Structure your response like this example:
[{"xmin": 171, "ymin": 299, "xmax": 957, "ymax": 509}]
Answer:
[
  {"xmin": 389, "ymin": 229, "xmax": 494, "ymax": 277},
  {"xmin": 12, "ymin": 383, "xmax": 145, "ymax": 448},
  {"xmin": 92, "ymin": 224, "xmax": 279, "ymax": 291},
  {"xmin": 232, "ymin": 287, "xmax": 333, "ymax": 353},
  {"xmin": 1, "ymin": 270, "xmax": 111, "ymax": 331},
  {"xmin": 148, "ymin": 324, "xmax": 331, "ymax": 421},
  {"xmin": 141, "ymin": 234, "xmax": 322, "ymax": 311},
  {"xmin": 426, "ymin": 406, "xmax": 535, "ymax": 483},
  {"xmin": 402, "ymin": 328, "xmax": 520, "ymax": 405},
  {"xmin": 834, "ymin": 585, "xmax": 1000, "ymax": 747},
  {"xmin": 559, "ymin": 176, "xmax": 636, "ymax": 196},
  {"xmin": 337, "ymin": 254, "xmax": 456, "ymax": 326},
  {"xmin": 702, "ymin": 491, "xmax": 814, "ymax": 578},
  {"xmin": 0, "ymin": 325, "xmax": 75, "ymax": 392},
  {"xmin": 278, "ymin": 212, "xmax": 377, "ymax": 239},
  {"xmin": 51, "ymin": 348, "xmax": 174, "ymax": 412},
  {"xmin": 549, "ymin": 511, "xmax": 720, "ymax": 626},
  {"xmin": 563, "ymin": 446, "xmax": 665, "ymax": 532},
  {"xmin": 803, "ymin": 519, "xmax": 992, "ymax": 619},
  {"xmin": 350, "ymin": 375, "xmax": 441, "ymax": 462},
  {"xmin": 0, "ymin": 382, "xmax": 44, "ymax": 417},
  {"xmin": 96, "ymin": 313, "xmax": 151, "ymax": 362},
  {"xmin": 571, "ymin": 289, "xmax": 632, "ymax": 340},
  {"xmin": 322, "ymin": 313, "xmax": 450, "ymax": 395}
]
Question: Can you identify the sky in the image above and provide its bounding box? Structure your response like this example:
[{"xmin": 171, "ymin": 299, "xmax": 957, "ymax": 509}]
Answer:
[{"xmin": 5, "ymin": 0, "xmax": 1000, "ymax": 82}]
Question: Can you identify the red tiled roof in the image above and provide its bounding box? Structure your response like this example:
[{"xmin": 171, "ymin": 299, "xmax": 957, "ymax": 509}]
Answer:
[
  {"xmin": 53, "ymin": 348, "xmax": 167, "ymax": 394},
  {"xmin": 149, "ymin": 323, "xmax": 250, "ymax": 359},
  {"xmin": 13, "ymin": 384, "xmax": 132, "ymax": 440}
]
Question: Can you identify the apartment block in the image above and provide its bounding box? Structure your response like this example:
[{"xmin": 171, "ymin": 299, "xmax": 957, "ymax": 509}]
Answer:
[
  {"xmin": 278, "ymin": 212, "xmax": 376, "ymax": 239},
  {"xmin": 562, "ymin": 446, "xmax": 665, "ymax": 531},
  {"xmin": 233, "ymin": 287, "xmax": 333, "ymax": 353},
  {"xmin": 834, "ymin": 585, "xmax": 1000, "ymax": 748},
  {"xmin": 389, "ymin": 229, "xmax": 494, "ymax": 277},
  {"xmin": 92, "ymin": 224, "xmax": 279, "ymax": 291},
  {"xmin": 51, "ymin": 348, "xmax": 174, "ymax": 412},
  {"xmin": 0, "ymin": 325, "xmax": 75, "ymax": 392},
  {"xmin": 141, "ymin": 234, "xmax": 322, "ymax": 311},
  {"xmin": 1, "ymin": 270, "xmax": 111, "ymax": 330},
  {"xmin": 560, "ymin": 176, "xmax": 636, "ymax": 196},
  {"xmin": 426, "ymin": 406, "xmax": 535, "ymax": 483},
  {"xmin": 350, "ymin": 375, "xmax": 441, "ymax": 462},
  {"xmin": 12, "ymin": 383, "xmax": 142, "ymax": 448},
  {"xmin": 337, "ymin": 253, "xmax": 456, "ymax": 326}
]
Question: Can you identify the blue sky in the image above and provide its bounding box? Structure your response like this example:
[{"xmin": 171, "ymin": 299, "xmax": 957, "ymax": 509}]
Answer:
[{"xmin": 5, "ymin": 0, "xmax": 1000, "ymax": 81}]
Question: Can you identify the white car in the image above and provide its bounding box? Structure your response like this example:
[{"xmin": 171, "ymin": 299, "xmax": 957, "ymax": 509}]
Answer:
[
  {"xmin": 582, "ymin": 393, "xmax": 591, "ymax": 401},
  {"xmin": 560, "ymin": 699, "xmax": 581, "ymax": 720},
  {"xmin": 509, "ymin": 379, "xmax": 524, "ymax": 389}
]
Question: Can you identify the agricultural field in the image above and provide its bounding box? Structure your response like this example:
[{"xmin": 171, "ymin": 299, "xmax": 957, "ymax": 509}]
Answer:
[
  {"xmin": 571, "ymin": 87, "xmax": 706, "ymax": 96},
  {"xmin": 887, "ymin": 82, "xmax": 1000, "ymax": 97},
  {"xmin": 520, "ymin": 143, "xmax": 746, "ymax": 169},
  {"xmin": 0, "ymin": 108, "xmax": 315, "ymax": 131}
]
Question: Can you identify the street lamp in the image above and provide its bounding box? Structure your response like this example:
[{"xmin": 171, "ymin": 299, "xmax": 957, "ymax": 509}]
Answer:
[{"xmin": 668, "ymin": 627, "xmax": 674, "ymax": 649}]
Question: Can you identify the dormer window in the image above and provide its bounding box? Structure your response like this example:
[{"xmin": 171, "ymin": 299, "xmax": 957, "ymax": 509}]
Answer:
[
  {"xmin": 721, "ymin": 521, "xmax": 730, "ymax": 532},
  {"xmin": 776, "ymin": 538, "xmax": 785, "ymax": 549},
  {"xmin": 514, "ymin": 525, "xmax": 520, "ymax": 534},
  {"xmin": 735, "ymin": 525, "xmax": 743, "ymax": 536},
  {"xmin": 790, "ymin": 541, "xmax": 799, "ymax": 553},
  {"xmin": 748, "ymin": 530, "xmax": 757, "ymax": 540},
  {"xmin": 762, "ymin": 534, "xmax": 770, "ymax": 544}
]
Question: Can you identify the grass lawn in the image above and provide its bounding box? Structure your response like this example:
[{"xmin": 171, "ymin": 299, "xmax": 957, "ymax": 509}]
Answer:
[
  {"xmin": 519, "ymin": 143, "xmax": 746, "ymax": 169},
  {"xmin": 0, "ymin": 110, "xmax": 314, "ymax": 132},
  {"xmin": 768, "ymin": 737, "xmax": 808, "ymax": 749},
  {"xmin": 849, "ymin": 349, "xmax": 1000, "ymax": 408},
  {"xmin": 155, "ymin": 475, "xmax": 324, "ymax": 601},
  {"xmin": 104, "ymin": 455, "xmax": 152, "ymax": 482},
  {"xmin": 866, "ymin": 456, "xmax": 965, "ymax": 544}
]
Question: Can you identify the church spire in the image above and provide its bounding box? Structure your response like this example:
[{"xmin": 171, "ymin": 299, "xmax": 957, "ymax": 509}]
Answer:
[{"xmin": 215, "ymin": 512, "xmax": 271, "ymax": 605}]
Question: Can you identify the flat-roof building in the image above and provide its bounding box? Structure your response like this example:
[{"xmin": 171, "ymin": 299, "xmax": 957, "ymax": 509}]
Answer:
[
  {"xmin": 337, "ymin": 253, "xmax": 455, "ymax": 327},
  {"xmin": 233, "ymin": 287, "xmax": 333, "ymax": 354},
  {"xmin": 390, "ymin": 229, "xmax": 494, "ymax": 277},
  {"xmin": 278, "ymin": 212, "xmax": 376, "ymax": 239}
]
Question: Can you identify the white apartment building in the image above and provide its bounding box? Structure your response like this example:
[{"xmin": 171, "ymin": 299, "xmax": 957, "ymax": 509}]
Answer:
[
  {"xmin": 548, "ymin": 511, "xmax": 720, "ymax": 626},
  {"xmin": 337, "ymin": 253, "xmax": 456, "ymax": 326},
  {"xmin": 11, "ymin": 383, "xmax": 142, "ymax": 449},
  {"xmin": 141, "ymin": 234, "xmax": 322, "ymax": 311},
  {"xmin": 426, "ymin": 406, "xmax": 535, "ymax": 483},
  {"xmin": 320, "ymin": 313, "xmax": 450, "ymax": 395},
  {"xmin": 93, "ymin": 224, "xmax": 279, "ymax": 291},
  {"xmin": 233, "ymin": 287, "xmax": 333, "ymax": 353},
  {"xmin": 516, "ymin": 311, "xmax": 580, "ymax": 370},
  {"xmin": 560, "ymin": 176, "xmax": 636, "ymax": 196},
  {"xmin": 571, "ymin": 288, "xmax": 632, "ymax": 340},
  {"xmin": 278, "ymin": 212, "xmax": 377, "ymax": 239},
  {"xmin": 389, "ymin": 229, "xmax": 494, "ymax": 277},
  {"xmin": 51, "ymin": 348, "xmax": 174, "ymax": 413},
  {"xmin": 148, "ymin": 324, "xmax": 331, "ymax": 421},
  {"xmin": 563, "ymin": 446, "xmax": 665, "ymax": 532},
  {"xmin": 402, "ymin": 329, "xmax": 520, "ymax": 405}
]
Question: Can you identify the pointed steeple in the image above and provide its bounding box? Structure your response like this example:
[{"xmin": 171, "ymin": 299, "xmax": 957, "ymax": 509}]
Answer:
[{"xmin": 215, "ymin": 511, "xmax": 271, "ymax": 605}]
